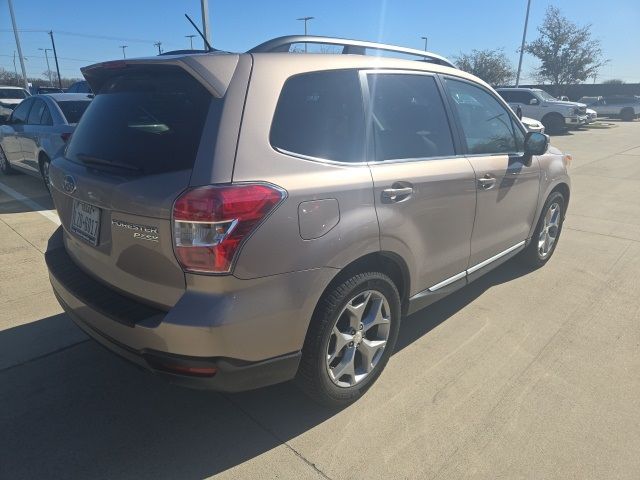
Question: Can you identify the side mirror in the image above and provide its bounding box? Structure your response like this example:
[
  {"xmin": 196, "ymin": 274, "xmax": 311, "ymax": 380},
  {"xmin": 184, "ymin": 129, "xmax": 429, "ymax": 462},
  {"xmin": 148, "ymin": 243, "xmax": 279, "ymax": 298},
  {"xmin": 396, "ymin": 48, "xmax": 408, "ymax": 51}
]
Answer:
[
  {"xmin": 524, "ymin": 131, "xmax": 549, "ymax": 157},
  {"xmin": 529, "ymin": 98, "xmax": 539, "ymax": 105},
  {"xmin": 516, "ymin": 105, "xmax": 523, "ymax": 120}
]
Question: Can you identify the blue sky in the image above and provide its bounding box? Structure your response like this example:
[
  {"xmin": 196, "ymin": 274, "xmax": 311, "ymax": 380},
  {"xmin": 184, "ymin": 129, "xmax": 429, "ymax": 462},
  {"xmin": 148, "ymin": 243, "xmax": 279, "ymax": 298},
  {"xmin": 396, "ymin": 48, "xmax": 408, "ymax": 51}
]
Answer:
[{"xmin": 2, "ymin": 0, "xmax": 639, "ymax": 83}]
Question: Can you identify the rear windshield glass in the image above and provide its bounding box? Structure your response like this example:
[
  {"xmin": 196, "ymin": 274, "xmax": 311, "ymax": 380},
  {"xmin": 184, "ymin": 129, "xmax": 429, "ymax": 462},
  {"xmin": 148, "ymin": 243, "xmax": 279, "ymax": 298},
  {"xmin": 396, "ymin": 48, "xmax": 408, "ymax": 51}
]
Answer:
[
  {"xmin": 57, "ymin": 100, "xmax": 91, "ymax": 124},
  {"xmin": 0, "ymin": 88, "xmax": 28, "ymax": 99},
  {"xmin": 66, "ymin": 66, "xmax": 213, "ymax": 175}
]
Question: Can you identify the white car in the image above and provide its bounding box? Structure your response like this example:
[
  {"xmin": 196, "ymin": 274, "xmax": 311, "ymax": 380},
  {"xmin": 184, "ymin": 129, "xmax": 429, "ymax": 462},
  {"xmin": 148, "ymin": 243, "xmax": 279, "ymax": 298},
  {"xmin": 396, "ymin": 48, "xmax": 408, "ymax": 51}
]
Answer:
[
  {"xmin": 496, "ymin": 87, "xmax": 588, "ymax": 133},
  {"xmin": 0, "ymin": 86, "xmax": 30, "ymax": 119},
  {"xmin": 520, "ymin": 116, "xmax": 545, "ymax": 134},
  {"xmin": 586, "ymin": 108, "xmax": 597, "ymax": 123}
]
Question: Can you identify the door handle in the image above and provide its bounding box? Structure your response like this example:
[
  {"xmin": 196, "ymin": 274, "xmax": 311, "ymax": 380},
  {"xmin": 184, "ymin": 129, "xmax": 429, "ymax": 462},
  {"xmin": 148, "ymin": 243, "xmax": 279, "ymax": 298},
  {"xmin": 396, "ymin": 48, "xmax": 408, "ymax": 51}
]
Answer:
[
  {"xmin": 477, "ymin": 175, "xmax": 496, "ymax": 190},
  {"xmin": 382, "ymin": 186, "xmax": 413, "ymax": 202}
]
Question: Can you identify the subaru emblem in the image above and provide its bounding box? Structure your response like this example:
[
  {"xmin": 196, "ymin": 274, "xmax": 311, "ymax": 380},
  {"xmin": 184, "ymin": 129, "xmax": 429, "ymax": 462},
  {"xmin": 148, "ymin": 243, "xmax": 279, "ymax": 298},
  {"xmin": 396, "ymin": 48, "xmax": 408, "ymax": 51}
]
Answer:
[{"xmin": 63, "ymin": 175, "xmax": 76, "ymax": 194}]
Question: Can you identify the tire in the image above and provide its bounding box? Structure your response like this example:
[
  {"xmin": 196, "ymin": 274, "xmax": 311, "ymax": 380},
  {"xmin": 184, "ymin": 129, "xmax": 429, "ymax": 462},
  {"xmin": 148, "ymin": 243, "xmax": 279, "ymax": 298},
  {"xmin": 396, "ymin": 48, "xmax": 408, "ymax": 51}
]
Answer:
[
  {"xmin": 296, "ymin": 271, "xmax": 401, "ymax": 407},
  {"xmin": 518, "ymin": 191, "xmax": 566, "ymax": 269},
  {"xmin": 541, "ymin": 113, "xmax": 566, "ymax": 134},
  {"xmin": 39, "ymin": 154, "xmax": 51, "ymax": 194},
  {"xmin": 0, "ymin": 145, "xmax": 14, "ymax": 175},
  {"xmin": 620, "ymin": 108, "xmax": 635, "ymax": 122}
]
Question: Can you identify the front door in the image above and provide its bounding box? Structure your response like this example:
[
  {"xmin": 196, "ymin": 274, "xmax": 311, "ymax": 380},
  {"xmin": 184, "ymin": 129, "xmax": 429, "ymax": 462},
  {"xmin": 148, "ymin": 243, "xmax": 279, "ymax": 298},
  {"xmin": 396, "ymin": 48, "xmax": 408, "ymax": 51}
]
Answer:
[
  {"xmin": 20, "ymin": 98, "xmax": 47, "ymax": 172},
  {"xmin": 443, "ymin": 77, "xmax": 540, "ymax": 269},
  {"xmin": 1, "ymin": 98, "xmax": 33, "ymax": 165},
  {"xmin": 364, "ymin": 72, "xmax": 476, "ymax": 294}
]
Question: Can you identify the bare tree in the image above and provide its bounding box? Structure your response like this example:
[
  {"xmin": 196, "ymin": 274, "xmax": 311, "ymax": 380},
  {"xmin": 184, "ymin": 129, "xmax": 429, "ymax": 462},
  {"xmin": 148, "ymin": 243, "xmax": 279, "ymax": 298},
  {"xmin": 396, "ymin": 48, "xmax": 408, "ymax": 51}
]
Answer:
[
  {"xmin": 453, "ymin": 49, "xmax": 515, "ymax": 86},
  {"xmin": 525, "ymin": 6, "xmax": 607, "ymax": 88}
]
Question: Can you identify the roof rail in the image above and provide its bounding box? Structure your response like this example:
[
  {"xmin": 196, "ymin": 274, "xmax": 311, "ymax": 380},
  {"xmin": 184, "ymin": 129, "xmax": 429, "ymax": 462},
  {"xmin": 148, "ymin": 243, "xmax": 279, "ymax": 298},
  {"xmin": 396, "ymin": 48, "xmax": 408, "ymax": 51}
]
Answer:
[{"xmin": 247, "ymin": 35, "xmax": 456, "ymax": 68}]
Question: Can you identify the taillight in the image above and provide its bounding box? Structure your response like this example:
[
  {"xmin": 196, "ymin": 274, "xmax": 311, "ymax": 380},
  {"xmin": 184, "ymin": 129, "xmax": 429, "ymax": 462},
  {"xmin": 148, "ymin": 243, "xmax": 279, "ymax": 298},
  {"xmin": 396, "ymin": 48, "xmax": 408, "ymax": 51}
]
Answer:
[{"xmin": 172, "ymin": 184, "xmax": 285, "ymax": 273}]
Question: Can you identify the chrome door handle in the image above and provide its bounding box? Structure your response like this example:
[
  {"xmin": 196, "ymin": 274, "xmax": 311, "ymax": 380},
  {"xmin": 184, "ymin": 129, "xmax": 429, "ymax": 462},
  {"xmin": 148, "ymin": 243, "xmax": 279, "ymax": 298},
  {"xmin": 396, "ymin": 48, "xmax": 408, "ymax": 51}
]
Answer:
[
  {"xmin": 477, "ymin": 176, "xmax": 496, "ymax": 190},
  {"xmin": 382, "ymin": 187, "xmax": 413, "ymax": 202}
]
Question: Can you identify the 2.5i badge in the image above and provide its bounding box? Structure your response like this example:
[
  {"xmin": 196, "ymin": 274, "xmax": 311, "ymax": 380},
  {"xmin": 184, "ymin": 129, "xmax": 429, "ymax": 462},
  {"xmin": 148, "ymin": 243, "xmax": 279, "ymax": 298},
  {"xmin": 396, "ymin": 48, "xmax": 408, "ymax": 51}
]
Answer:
[{"xmin": 111, "ymin": 218, "xmax": 159, "ymax": 243}]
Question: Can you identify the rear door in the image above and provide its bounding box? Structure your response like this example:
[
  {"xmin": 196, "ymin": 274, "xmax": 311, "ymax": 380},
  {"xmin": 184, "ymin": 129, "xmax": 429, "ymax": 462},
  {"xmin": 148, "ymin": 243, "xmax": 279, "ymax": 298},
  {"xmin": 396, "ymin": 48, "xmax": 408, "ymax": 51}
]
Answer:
[
  {"xmin": 20, "ymin": 98, "xmax": 47, "ymax": 173},
  {"xmin": 48, "ymin": 64, "xmax": 227, "ymax": 308},
  {"xmin": 442, "ymin": 77, "xmax": 540, "ymax": 272},
  {"xmin": 364, "ymin": 71, "xmax": 476, "ymax": 294}
]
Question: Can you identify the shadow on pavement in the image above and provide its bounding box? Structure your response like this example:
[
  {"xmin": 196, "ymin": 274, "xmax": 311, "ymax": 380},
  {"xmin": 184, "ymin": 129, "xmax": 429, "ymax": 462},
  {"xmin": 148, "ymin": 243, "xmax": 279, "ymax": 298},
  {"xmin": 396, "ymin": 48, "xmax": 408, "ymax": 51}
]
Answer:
[
  {"xmin": 0, "ymin": 173, "xmax": 54, "ymax": 214},
  {"xmin": 0, "ymin": 261, "xmax": 531, "ymax": 479}
]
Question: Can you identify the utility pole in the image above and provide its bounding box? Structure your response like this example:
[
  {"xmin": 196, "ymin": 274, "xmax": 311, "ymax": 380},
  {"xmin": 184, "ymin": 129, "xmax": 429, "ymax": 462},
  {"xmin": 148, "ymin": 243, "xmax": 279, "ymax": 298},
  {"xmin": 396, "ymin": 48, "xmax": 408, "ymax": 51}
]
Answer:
[
  {"xmin": 39, "ymin": 48, "xmax": 53, "ymax": 85},
  {"xmin": 421, "ymin": 36, "xmax": 428, "ymax": 51},
  {"xmin": 154, "ymin": 42, "xmax": 162, "ymax": 55},
  {"xmin": 200, "ymin": 0, "xmax": 211, "ymax": 49},
  {"xmin": 13, "ymin": 51, "xmax": 19, "ymax": 80},
  {"xmin": 120, "ymin": 45, "xmax": 128, "ymax": 59},
  {"xmin": 186, "ymin": 35, "xmax": 196, "ymax": 50},
  {"xmin": 297, "ymin": 16, "xmax": 314, "ymax": 52},
  {"xmin": 515, "ymin": 0, "xmax": 532, "ymax": 87},
  {"xmin": 49, "ymin": 31, "xmax": 63, "ymax": 89},
  {"xmin": 8, "ymin": 0, "xmax": 29, "ymax": 90}
]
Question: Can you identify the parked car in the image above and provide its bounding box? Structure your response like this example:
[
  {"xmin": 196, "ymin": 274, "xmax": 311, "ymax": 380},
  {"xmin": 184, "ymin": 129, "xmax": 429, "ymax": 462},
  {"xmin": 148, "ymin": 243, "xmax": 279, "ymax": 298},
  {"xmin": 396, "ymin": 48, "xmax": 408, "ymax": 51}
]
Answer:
[
  {"xmin": 66, "ymin": 80, "xmax": 92, "ymax": 94},
  {"xmin": 496, "ymin": 87, "xmax": 587, "ymax": 133},
  {"xmin": 580, "ymin": 96, "xmax": 639, "ymax": 121},
  {"xmin": 30, "ymin": 86, "xmax": 65, "ymax": 95},
  {"xmin": 586, "ymin": 108, "xmax": 598, "ymax": 123},
  {"xmin": 45, "ymin": 36, "xmax": 570, "ymax": 406},
  {"xmin": 0, "ymin": 86, "xmax": 30, "ymax": 119},
  {"xmin": 0, "ymin": 93, "xmax": 92, "ymax": 190},
  {"xmin": 520, "ymin": 116, "xmax": 545, "ymax": 133}
]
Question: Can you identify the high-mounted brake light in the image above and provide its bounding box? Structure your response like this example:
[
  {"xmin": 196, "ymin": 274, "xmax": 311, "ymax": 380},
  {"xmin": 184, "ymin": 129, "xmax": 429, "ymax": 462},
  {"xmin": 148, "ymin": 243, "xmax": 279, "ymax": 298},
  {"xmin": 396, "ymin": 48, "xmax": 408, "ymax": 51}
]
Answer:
[{"xmin": 172, "ymin": 184, "xmax": 285, "ymax": 273}]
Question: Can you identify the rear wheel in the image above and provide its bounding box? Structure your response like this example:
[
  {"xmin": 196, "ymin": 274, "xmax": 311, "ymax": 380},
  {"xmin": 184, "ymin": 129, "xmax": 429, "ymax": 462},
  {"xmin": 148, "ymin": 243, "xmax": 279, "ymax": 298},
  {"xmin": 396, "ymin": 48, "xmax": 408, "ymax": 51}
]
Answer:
[
  {"xmin": 620, "ymin": 108, "xmax": 635, "ymax": 122},
  {"xmin": 39, "ymin": 154, "xmax": 51, "ymax": 194},
  {"xmin": 0, "ymin": 146, "xmax": 14, "ymax": 175},
  {"xmin": 541, "ymin": 113, "xmax": 566, "ymax": 134},
  {"xmin": 519, "ymin": 191, "xmax": 565, "ymax": 268},
  {"xmin": 297, "ymin": 271, "xmax": 401, "ymax": 407}
]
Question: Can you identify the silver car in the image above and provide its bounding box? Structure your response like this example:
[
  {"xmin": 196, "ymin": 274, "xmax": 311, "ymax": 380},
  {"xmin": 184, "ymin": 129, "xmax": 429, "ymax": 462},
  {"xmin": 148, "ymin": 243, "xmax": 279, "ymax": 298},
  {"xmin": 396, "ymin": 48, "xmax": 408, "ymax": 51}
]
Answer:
[
  {"xmin": 0, "ymin": 93, "xmax": 92, "ymax": 189},
  {"xmin": 45, "ymin": 36, "xmax": 571, "ymax": 406},
  {"xmin": 0, "ymin": 85, "xmax": 30, "ymax": 119}
]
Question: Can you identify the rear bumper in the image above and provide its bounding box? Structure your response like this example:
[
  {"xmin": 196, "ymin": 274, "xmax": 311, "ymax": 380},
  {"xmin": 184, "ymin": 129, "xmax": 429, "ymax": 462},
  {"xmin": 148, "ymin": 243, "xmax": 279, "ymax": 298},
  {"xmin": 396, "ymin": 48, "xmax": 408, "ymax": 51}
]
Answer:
[{"xmin": 46, "ymin": 227, "xmax": 333, "ymax": 391}]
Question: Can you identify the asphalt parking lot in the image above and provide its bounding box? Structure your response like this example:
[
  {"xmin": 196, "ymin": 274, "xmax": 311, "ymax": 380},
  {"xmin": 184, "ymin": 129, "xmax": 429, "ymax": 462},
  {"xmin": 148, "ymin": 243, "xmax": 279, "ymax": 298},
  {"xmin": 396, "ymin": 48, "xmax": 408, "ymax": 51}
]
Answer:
[{"xmin": 1, "ymin": 121, "xmax": 639, "ymax": 479}]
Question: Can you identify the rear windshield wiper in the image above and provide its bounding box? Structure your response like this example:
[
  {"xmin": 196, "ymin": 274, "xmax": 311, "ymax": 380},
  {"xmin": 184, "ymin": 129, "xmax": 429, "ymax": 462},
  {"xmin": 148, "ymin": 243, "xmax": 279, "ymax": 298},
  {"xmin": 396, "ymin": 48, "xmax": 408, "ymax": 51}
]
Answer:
[{"xmin": 75, "ymin": 153, "xmax": 142, "ymax": 173}]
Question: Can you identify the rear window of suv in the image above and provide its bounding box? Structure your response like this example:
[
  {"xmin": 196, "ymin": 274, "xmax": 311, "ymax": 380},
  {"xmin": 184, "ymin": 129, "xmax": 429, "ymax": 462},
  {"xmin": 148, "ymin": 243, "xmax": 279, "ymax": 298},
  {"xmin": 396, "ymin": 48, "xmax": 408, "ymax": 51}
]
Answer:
[
  {"xmin": 270, "ymin": 70, "xmax": 365, "ymax": 163},
  {"xmin": 66, "ymin": 66, "xmax": 214, "ymax": 175}
]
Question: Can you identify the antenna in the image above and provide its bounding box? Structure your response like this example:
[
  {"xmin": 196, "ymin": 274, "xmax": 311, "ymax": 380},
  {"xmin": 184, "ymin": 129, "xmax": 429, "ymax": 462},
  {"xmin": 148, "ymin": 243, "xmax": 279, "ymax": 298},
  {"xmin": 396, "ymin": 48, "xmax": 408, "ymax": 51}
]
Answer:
[{"xmin": 184, "ymin": 13, "xmax": 213, "ymax": 52}]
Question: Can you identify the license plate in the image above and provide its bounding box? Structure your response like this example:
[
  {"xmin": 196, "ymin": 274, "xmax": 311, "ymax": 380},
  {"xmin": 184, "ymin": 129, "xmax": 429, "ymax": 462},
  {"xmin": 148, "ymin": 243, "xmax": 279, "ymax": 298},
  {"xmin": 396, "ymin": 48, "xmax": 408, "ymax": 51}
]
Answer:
[{"xmin": 71, "ymin": 199, "xmax": 101, "ymax": 245}]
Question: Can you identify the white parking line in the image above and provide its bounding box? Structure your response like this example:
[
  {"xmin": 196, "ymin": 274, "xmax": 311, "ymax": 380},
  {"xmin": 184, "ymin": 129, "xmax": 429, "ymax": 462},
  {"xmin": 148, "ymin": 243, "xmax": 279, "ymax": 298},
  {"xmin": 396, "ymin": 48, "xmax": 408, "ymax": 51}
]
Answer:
[{"xmin": 0, "ymin": 180, "xmax": 61, "ymax": 225}]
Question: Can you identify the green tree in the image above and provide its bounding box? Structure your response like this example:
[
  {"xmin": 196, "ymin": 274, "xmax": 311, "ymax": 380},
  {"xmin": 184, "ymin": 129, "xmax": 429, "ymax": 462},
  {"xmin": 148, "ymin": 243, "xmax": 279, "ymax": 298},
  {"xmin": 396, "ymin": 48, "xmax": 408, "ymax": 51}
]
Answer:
[
  {"xmin": 453, "ymin": 49, "xmax": 515, "ymax": 86},
  {"xmin": 525, "ymin": 6, "xmax": 607, "ymax": 87}
]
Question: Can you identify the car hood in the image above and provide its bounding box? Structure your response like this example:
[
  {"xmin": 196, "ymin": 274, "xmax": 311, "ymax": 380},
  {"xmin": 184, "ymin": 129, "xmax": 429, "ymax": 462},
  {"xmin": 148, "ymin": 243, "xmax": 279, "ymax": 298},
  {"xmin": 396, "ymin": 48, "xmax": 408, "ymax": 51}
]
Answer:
[
  {"xmin": 548, "ymin": 100, "xmax": 586, "ymax": 108},
  {"xmin": 0, "ymin": 98, "xmax": 24, "ymax": 106},
  {"xmin": 521, "ymin": 116, "xmax": 542, "ymax": 126}
]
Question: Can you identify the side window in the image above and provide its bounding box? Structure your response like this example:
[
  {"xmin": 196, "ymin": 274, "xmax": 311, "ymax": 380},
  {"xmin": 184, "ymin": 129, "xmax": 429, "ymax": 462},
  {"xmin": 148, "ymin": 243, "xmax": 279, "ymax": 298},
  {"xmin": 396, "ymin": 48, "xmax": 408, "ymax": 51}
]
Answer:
[
  {"xmin": 27, "ymin": 99, "xmax": 46, "ymax": 125},
  {"xmin": 11, "ymin": 99, "xmax": 32, "ymax": 125},
  {"xmin": 444, "ymin": 78, "xmax": 521, "ymax": 155},
  {"xmin": 366, "ymin": 74, "xmax": 455, "ymax": 161},
  {"xmin": 270, "ymin": 70, "xmax": 365, "ymax": 163},
  {"xmin": 41, "ymin": 106, "xmax": 53, "ymax": 126}
]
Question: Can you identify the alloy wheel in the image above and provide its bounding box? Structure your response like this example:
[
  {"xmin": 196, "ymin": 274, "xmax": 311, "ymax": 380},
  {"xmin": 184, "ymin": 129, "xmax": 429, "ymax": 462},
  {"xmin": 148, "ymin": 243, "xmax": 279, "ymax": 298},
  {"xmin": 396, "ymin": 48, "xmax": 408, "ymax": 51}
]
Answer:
[
  {"xmin": 325, "ymin": 290, "xmax": 391, "ymax": 388},
  {"xmin": 538, "ymin": 202, "xmax": 561, "ymax": 259}
]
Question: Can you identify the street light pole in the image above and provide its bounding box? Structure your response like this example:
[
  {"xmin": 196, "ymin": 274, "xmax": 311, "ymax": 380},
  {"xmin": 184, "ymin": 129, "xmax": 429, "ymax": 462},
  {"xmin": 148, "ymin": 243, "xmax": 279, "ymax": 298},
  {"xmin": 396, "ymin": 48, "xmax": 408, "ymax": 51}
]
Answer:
[
  {"xmin": 49, "ymin": 31, "xmax": 63, "ymax": 89},
  {"xmin": 120, "ymin": 45, "xmax": 128, "ymax": 59},
  {"xmin": 201, "ymin": 0, "xmax": 211, "ymax": 49},
  {"xmin": 421, "ymin": 36, "xmax": 428, "ymax": 51},
  {"xmin": 186, "ymin": 35, "xmax": 196, "ymax": 50},
  {"xmin": 516, "ymin": 0, "xmax": 532, "ymax": 87},
  {"xmin": 7, "ymin": 0, "xmax": 29, "ymax": 90},
  {"xmin": 38, "ymin": 48, "xmax": 53, "ymax": 85},
  {"xmin": 296, "ymin": 16, "xmax": 314, "ymax": 52},
  {"xmin": 154, "ymin": 42, "xmax": 162, "ymax": 55}
]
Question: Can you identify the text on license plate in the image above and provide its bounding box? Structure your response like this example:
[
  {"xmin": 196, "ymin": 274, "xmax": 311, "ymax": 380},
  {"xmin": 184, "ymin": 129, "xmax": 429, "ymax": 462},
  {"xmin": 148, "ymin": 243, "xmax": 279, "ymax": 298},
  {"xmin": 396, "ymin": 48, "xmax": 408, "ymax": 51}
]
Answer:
[{"xmin": 71, "ymin": 199, "xmax": 101, "ymax": 245}]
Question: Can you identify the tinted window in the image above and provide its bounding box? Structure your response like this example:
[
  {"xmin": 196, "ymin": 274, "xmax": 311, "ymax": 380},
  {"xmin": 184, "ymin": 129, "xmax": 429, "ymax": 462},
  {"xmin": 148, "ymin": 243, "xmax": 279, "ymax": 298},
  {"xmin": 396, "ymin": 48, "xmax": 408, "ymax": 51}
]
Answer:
[
  {"xmin": 0, "ymin": 88, "xmax": 28, "ymax": 99},
  {"xmin": 11, "ymin": 99, "xmax": 32, "ymax": 124},
  {"xmin": 57, "ymin": 100, "xmax": 91, "ymax": 123},
  {"xmin": 499, "ymin": 90, "xmax": 534, "ymax": 104},
  {"xmin": 27, "ymin": 99, "xmax": 46, "ymax": 125},
  {"xmin": 270, "ymin": 70, "xmax": 365, "ymax": 162},
  {"xmin": 66, "ymin": 66, "xmax": 214, "ymax": 175},
  {"xmin": 367, "ymin": 74, "xmax": 454, "ymax": 161},
  {"xmin": 41, "ymin": 107, "xmax": 53, "ymax": 126},
  {"xmin": 445, "ymin": 79, "xmax": 521, "ymax": 155}
]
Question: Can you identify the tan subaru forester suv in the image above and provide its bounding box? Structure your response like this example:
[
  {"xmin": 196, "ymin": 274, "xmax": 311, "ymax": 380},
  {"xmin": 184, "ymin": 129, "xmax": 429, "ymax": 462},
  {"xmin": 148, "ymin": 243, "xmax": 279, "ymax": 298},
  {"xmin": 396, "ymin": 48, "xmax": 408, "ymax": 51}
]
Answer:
[{"xmin": 45, "ymin": 36, "xmax": 570, "ymax": 406}]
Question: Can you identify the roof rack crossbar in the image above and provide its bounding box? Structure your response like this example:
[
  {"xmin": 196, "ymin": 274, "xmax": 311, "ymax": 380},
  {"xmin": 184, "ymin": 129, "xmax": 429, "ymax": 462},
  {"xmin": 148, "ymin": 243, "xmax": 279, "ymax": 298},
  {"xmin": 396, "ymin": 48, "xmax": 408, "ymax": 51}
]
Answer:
[{"xmin": 248, "ymin": 35, "xmax": 456, "ymax": 68}]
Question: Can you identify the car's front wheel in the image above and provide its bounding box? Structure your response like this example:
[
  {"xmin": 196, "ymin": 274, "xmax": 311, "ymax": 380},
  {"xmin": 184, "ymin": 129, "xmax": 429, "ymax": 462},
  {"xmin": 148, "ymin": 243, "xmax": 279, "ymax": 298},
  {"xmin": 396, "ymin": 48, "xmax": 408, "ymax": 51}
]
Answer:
[
  {"xmin": 297, "ymin": 271, "xmax": 401, "ymax": 407},
  {"xmin": 519, "ymin": 191, "xmax": 566, "ymax": 268},
  {"xmin": 620, "ymin": 108, "xmax": 635, "ymax": 122}
]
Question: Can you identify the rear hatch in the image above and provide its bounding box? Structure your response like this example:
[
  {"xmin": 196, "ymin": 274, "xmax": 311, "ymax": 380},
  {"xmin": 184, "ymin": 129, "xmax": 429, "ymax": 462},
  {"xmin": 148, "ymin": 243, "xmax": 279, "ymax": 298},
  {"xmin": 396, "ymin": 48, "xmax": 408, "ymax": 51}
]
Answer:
[{"xmin": 49, "ymin": 59, "xmax": 232, "ymax": 309}]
